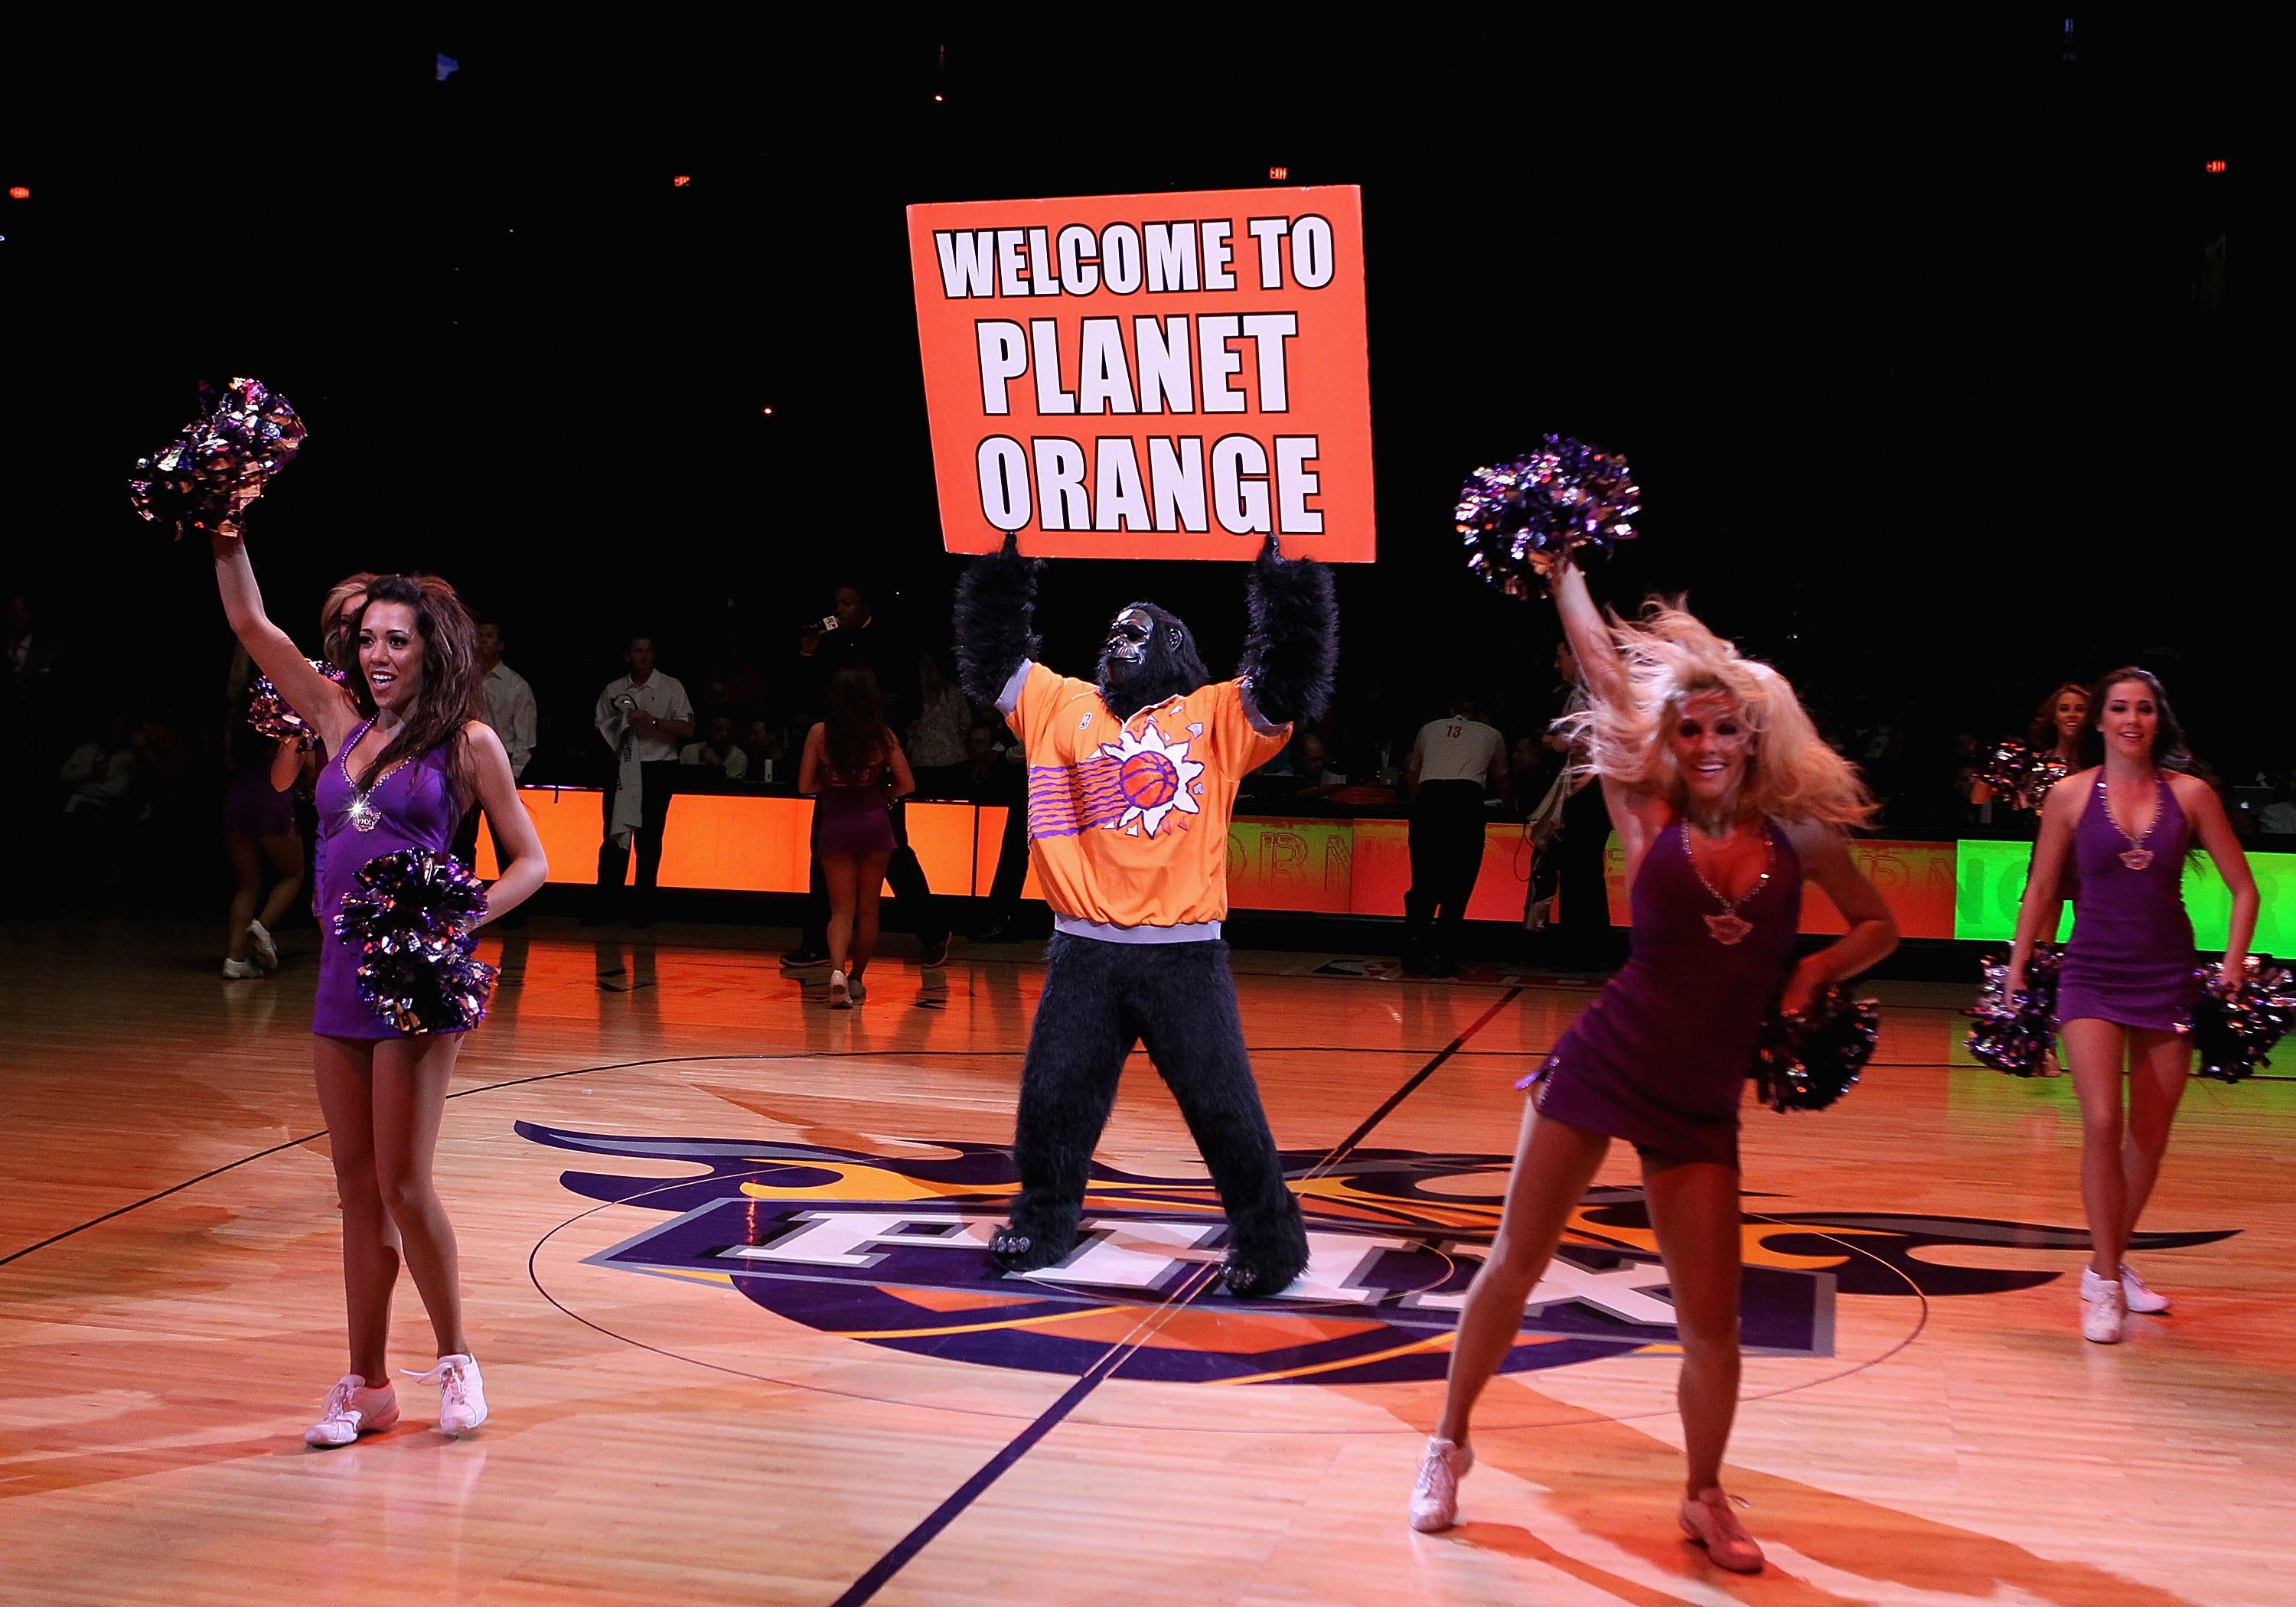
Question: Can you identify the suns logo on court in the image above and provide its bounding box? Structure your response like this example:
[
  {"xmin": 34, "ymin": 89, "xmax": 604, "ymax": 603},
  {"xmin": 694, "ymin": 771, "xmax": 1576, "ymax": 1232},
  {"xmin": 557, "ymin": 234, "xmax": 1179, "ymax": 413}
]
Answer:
[
  {"xmin": 1097, "ymin": 721, "xmax": 1203, "ymax": 836},
  {"xmin": 521, "ymin": 1125, "xmax": 2232, "ymax": 1387}
]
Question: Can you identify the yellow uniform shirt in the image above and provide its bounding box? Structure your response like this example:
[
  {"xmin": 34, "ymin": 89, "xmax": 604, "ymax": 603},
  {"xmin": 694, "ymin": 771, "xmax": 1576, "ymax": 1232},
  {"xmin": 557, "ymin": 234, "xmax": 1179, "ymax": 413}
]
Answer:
[{"xmin": 1004, "ymin": 662, "xmax": 1290, "ymax": 934}]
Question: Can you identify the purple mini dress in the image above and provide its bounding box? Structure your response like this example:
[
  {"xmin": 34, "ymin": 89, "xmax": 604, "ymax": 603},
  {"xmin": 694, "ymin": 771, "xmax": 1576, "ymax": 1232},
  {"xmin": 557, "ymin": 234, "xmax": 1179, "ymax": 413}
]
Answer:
[
  {"xmin": 814, "ymin": 761, "xmax": 895, "ymax": 858},
  {"xmin": 312, "ymin": 721, "xmax": 466, "ymax": 1039},
  {"xmin": 1531, "ymin": 820, "xmax": 1802, "ymax": 1168},
  {"xmin": 2056, "ymin": 776, "xmax": 2198, "ymax": 1033},
  {"xmin": 221, "ymin": 764, "xmax": 295, "ymax": 839}
]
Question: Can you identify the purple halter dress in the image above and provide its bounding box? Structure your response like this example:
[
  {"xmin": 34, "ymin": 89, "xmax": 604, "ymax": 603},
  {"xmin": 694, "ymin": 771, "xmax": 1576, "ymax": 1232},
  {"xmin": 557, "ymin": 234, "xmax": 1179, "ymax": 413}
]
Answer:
[
  {"xmin": 1531, "ymin": 820, "xmax": 1802, "ymax": 1168},
  {"xmin": 2055, "ymin": 775, "xmax": 2197, "ymax": 1033},
  {"xmin": 311, "ymin": 720, "xmax": 466, "ymax": 1039}
]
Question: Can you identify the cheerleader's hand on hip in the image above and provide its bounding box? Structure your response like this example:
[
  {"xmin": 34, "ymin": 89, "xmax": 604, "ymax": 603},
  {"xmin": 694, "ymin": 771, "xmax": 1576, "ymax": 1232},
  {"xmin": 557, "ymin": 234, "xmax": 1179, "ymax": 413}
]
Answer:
[{"xmin": 1779, "ymin": 955, "xmax": 1831, "ymax": 1020}]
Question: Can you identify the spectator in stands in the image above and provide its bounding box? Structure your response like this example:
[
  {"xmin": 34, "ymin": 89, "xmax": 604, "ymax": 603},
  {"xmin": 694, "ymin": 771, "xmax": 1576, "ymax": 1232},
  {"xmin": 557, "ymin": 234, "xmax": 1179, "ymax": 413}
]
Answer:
[
  {"xmin": 452, "ymin": 618, "xmax": 537, "ymax": 882},
  {"xmin": 742, "ymin": 718, "xmax": 784, "ymax": 784},
  {"xmin": 59, "ymin": 713, "xmax": 142, "ymax": 889},
  {"xmin": 680, "ymin": 715, "xmax": 749, "ymax": 780},
  {"xmin": 592, "ymin": 634, "xmax": 693, "ymax": 925},
  {"xmin": 1403, "ymin": 689, "xmax": 1512, "ymax": 976},
  {"xmin": 1293, "ymin": 732, "xmax": 1349, "ymax": 800},
  {"xmin": 2259, "ymin": 769, "xmax": 2296, "ymax": 836},
  {"xmin": 907, "ymin": 648, "xmax": 972, "ymax": 797}
]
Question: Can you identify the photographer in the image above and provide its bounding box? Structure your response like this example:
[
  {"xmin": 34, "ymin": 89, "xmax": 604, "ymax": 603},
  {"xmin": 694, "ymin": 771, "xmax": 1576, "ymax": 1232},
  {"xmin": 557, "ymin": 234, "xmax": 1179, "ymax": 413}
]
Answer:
[{"xmin": 592, "ymin": 634, "xmax": 693, "ymax": 925}]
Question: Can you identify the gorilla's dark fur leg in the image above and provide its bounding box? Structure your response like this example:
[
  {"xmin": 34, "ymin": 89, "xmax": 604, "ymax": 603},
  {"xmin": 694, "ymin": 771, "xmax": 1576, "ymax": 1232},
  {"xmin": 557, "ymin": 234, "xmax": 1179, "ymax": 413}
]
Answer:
[
  {"xmin": 993, "ymin": 936, "xmax": 1130, "ymax": 1273},
  {"xmin": 1238, "ymin": 534, "xmax": 1339, "ymax": 727},
  {"xmin": 954, "ymin": 533, "xmax": 1042, "ymax": 707},
  {"xmin": 1132, "ymin": 943, "xmax": 1309, "ymax": 1297}
]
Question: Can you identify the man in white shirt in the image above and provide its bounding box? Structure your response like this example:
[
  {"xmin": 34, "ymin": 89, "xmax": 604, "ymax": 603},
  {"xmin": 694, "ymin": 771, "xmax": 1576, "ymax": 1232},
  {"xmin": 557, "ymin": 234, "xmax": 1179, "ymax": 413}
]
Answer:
[
  {"xmin": 455, "ymin": 619, "xmax": 540, "ymax": 880},
  {"xmin": 1403, "ymin": 693, "xmax": 1511, "ymax": 975},
  {"xmin": 594, "ymin": 634, "xmax": 694, "ymax": 924}
]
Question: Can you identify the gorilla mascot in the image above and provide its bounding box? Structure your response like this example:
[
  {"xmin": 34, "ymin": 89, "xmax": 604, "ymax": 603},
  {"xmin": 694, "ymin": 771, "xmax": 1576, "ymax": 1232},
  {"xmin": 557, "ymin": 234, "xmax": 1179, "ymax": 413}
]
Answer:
[{"xmin": 955, "ymin": 533, "xmax": 1338, "ymax": 1296}]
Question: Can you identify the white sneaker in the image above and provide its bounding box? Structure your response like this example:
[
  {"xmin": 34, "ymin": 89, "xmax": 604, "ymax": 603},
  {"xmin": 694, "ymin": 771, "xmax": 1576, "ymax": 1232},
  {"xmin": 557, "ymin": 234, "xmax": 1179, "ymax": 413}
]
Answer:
[
  {"xmin": 2083, "ymin": 1279, "xmax": 2125, "ymax": 1344},
  {"xmin": 827, "ymin": 970, "xmax": 851, "ymax": 1009},
  {"xmin": 221, "ymin": 957, "xmax": 262, "ymax": 980},
  {"xmin": 2082, "ymin": 1263, "xmax": 2170, "ymax": 1314},
  {"xmin": 403, "ymin": 1353, "xmax": 488, "ymax": 1434},
  {"xmin": 1408, "ymin": 1436, "xmax": 1473, "ymax": 1531},
  {"xmin": 247, "ymin": 920, "xmax": 279, "ymax": 972},
  {"xmin": 305, "ymin": 1374, "xmax": 399, "ymax": 1446}
]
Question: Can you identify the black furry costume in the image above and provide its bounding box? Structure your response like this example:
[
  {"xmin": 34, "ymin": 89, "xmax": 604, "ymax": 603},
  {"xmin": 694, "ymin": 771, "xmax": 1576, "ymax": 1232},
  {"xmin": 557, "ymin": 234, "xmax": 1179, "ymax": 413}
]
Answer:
[{"xmin": 954, "ymin": 534, "xmax": 1339, "ymax": 1296}]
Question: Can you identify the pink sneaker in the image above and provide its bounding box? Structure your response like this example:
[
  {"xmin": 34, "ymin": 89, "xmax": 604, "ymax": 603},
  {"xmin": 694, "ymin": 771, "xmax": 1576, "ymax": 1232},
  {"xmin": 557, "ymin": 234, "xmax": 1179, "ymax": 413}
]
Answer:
[
  {"xmin": 305, "ymin": 1375, "xmax": 399, "ymax": 1447},
  {"xmin": 402, "ymin": 1353, "xmax": 488, "ymax": 1435},
  {"xmin": 1408, "ymin": 1436, "xmax": 1473, "ymax": 1531},
  {"xmin": 1679, "ymin": 1486, "xmax": 1765, "ymax": 1573}
]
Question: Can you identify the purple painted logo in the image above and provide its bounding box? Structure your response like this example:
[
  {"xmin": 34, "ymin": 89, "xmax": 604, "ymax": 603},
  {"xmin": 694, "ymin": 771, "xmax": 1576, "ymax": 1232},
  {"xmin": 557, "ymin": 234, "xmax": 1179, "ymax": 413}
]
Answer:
[{"xmin": 520, "ymin": 1123, "xmax": 2230, "ymax": 1387}]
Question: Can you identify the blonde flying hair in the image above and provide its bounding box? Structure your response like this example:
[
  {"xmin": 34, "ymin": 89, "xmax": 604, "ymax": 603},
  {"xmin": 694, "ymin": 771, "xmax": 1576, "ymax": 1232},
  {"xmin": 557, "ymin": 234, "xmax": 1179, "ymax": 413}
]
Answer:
[{"xmin": 1563, "ymin": 599, "xmax": 1876, "ymax": 830}]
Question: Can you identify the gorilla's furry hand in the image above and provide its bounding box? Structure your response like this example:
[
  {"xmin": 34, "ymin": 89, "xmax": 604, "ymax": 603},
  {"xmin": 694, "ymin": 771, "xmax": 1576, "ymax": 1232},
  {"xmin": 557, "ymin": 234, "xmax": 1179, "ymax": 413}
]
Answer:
[
  {"xmin": 1238, "ymin": 535, "xmax": 1338, "ymax": 726},
  {"xmin": 954, "ymin": 533, "xmax": 1042, "ymax": 706}
]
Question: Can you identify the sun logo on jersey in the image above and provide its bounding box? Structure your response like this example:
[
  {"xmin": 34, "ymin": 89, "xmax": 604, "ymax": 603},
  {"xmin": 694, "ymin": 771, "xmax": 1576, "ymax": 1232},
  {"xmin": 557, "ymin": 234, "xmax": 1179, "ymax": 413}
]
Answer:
[{"xmin": 1097, "ymin": 722, "xmax": 1204, "ymax": 837}]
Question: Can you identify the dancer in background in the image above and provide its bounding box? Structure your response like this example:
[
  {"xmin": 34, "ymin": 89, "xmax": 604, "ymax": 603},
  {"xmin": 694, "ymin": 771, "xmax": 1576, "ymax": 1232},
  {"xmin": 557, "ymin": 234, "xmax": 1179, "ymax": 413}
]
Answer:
[
  {"xmin": 219, "ymin": 714, "xmax": 304, "ymax": 978},
  {"xmin": 2004, "ymin": 668, "xmax": 2255, "ymax": 1343},
  {"xmin": 798, "ymin": 663, "xmax": 915, "ymax": 1008},
  {"xmin": 211, "ymin": 525, "xmax": 546, "ymax": 1446},
  {"xmin": 1410, "ymin": 554, "xmax": 1897, "ymax": 1574}
]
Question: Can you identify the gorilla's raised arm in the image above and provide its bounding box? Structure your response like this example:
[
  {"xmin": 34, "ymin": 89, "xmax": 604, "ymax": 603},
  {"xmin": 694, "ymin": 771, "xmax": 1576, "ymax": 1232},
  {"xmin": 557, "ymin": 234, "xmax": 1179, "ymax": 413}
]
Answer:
[
  {"xmin": 954, "ymin": 533, "xmax": 1044, "ymax": 706},
  {"xmin": 1238, "ymin": 536, "xmax": 1338, "ymax": 726}
]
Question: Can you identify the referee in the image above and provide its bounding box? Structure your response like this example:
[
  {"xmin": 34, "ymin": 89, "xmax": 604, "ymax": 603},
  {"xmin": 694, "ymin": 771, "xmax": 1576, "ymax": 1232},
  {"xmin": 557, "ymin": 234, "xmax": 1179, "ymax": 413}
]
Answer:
[{"xmin": 1402, "ymin": 692, "xmax": 1512, "ymax": 975}]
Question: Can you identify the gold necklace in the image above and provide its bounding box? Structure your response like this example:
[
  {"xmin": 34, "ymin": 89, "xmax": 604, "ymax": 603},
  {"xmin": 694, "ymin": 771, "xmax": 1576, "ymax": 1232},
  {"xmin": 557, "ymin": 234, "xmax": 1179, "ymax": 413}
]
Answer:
[
  {"xmin": 1682, "ymin": 819, "xmax": 1772, "ymax": 946},
  {"xmin": 341, "ymin": 721, "xmax": 415, "ymax": 833}
]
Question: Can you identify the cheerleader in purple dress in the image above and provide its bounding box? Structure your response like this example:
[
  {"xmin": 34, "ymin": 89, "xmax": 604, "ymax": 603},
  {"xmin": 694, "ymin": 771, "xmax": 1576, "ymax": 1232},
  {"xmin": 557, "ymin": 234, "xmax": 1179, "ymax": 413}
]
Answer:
[
  {"xmin": 799, "ymin": 663, "xmax": 917, "ymax": 1008},
  {"xmin": 212, "ymin": 527, "xmax": 547, "ymax": 1446},
  {"xmin": 2007, "ymin": 669, "xmax": 2256, "ymax": 1344},
  {"xmin": 1409, "ymin": 556, "xmax": 1898, "ymax": 1575}
]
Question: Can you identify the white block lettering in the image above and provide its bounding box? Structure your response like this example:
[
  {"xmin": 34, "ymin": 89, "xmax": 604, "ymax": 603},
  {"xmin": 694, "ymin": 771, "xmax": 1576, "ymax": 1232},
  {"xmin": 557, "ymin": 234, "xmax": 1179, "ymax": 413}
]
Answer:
[
  {"xmin": 1032, "ymin": 438, "xmax": 1090, "ymax": 530},
  {"xmin": 976, "ymin": 437, "xmax": 1031, "ymax": 532},
  {"xmin": 1197, "ymin": 315, "xmax": 1245, "ymax": 414},
  {"xmin": 1029, "ymin": 319, "xmax": 1075, "ymax": 415},
  {"xmin": 1211, "ymin": 435, "xmax": 1271, "ymax": 533},
  {"xmin": 976, "ymin": 320, "xmax": 1027, "ymax": 416},
  {"xmin": 1149, "ymin": 437, "xmax": 1208, "ymax": 533},
  {"xmin": 1135, "ymin": 316, "xmax": 1194, "ymax": 414},
  {"xmin": 1077, "ymin": 318, "xmax": 1137, "ymax": 415},
  {"xmin": 934, "ymin": 230, "xmax": 997, "ymax": 298}
]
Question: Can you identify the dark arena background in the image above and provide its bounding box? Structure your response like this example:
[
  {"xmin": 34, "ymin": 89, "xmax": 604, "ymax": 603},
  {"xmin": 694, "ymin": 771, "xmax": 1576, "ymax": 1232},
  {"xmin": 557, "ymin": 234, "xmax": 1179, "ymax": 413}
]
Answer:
[{"xmin": 2, "ymin": 19, "xmax": 2288, "ymax": 1607}]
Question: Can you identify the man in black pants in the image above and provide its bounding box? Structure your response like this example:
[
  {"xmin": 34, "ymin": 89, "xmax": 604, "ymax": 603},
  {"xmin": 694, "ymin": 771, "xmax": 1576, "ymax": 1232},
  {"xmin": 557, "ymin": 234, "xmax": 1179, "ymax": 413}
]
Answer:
[
  {"xmin": 779, "ymin": 583, "xmax": 951, "ymax": 970},
  {"xmin": 592, "ymin": 634, "xmax": 693, "ymax": 925},
  {"xmin": 1401, "ymin": 692, "xmax": 1511, "ymax": 976}
]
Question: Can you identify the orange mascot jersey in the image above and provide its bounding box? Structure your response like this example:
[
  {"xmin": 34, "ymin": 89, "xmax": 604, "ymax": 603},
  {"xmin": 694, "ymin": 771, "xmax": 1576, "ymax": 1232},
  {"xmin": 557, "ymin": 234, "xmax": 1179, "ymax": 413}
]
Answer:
[{"xmin": 1005, "ymin": 662, "xmax": 1290, "ymax": 931}]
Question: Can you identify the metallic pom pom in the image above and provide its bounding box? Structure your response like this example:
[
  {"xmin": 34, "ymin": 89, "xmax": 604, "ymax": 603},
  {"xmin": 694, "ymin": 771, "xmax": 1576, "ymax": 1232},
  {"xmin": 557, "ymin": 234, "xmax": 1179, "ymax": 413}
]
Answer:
[
  {"xmin": 1753, "ymin": 986, "xmax": 1880, "ymax": 1113},
  {"xmin": 129, "ymin": 376, "xmax": 308, "ymax": 539},
  {"xmin": 1456, "ymin": 435, "xmax": 1639, "ymax": 598},
  {"xmin": 334, "ymin": 850, "xmax": 496, "ymax": 1035},
  {"xmin": 247, "ymin": 659, "xmax": 347, "ymax": 742},
  {"xmin": 2189, "ymin": 955, "xmax": 2296, "ymax": 1083},
  {"xmin": 1964, "ymin": 944, "xmax": 2063, "ymax": 1075},
  {"xmin": 1974, "ymin": 741, "xmax": 2070, "ymax": 813}
]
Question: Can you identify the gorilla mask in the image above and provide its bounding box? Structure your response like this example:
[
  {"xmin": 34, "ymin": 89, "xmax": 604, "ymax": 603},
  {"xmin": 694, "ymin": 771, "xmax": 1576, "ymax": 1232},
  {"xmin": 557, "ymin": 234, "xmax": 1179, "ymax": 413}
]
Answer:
[{"xmin": 1096, "ymin": 602, "xmax": 1209, "ymax": 715}]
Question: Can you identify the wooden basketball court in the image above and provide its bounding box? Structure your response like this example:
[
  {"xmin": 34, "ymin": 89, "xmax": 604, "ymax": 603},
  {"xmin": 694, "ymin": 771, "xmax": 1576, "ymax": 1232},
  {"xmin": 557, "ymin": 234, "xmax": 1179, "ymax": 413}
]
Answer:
[{"xmin": 3, "ymin": 915, "xmax": 2289, "ymax": 1605}]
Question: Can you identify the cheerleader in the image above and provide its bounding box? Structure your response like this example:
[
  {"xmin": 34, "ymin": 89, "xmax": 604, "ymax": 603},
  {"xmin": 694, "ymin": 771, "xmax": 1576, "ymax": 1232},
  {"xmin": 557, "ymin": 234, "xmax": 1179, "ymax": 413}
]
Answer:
[
  {"xmin": 2005, "ymin": 669, "xmax": 2256, "ymax": 1342},
  {"xmin": 1408, "ymin": 556, "xmax": 1897, "ymax": 1573},
  {"xmin": 212, "ymin": 523, "xmax": 546, "ymax": 1442}
]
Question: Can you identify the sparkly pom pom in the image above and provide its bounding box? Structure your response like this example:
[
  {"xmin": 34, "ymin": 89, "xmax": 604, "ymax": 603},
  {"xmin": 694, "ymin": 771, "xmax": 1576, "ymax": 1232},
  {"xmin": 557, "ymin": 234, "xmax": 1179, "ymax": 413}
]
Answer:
[
  {"xmin": 129, "ymin": 376, "xmax": 308, "ymax": 539},
  {"xmin": 2189, "ymin": 955, "xmax": 2296, "ymax": 1083},
  {"xmin": 1974, "ymin": 741, "xmax": 2070, "ymax": 813},
  {"xmin": 1456, "ymin": 435, "xmax": 1639, "ymax": 598},
  {"xmin": 1964, "ymin": 944, "xmax": 2062, "ymax": 1074},
  {"xmin": 334, "ymin": 850, "xmax": 496, "ymax": 1035},
  {"xmin": 1753, "ymin": 986, "xmax": 1880, "ymax": 1112},
  {"xmin": 247, "ymin": 659, "xmax": 347, "ymax": 742}
]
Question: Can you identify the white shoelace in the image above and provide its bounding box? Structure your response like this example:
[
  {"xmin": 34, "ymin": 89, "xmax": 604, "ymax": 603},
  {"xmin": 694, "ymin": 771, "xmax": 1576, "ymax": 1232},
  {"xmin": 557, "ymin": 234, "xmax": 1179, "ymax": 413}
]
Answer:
[{"xmin": 401, "ymin": 1358, "xmax": 468, "ymax": 1411}]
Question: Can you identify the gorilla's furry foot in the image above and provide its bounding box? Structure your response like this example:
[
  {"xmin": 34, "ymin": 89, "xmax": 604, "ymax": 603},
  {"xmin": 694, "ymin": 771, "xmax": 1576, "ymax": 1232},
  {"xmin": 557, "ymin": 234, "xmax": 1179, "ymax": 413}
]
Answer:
[
  {"xmin": 1221, "ymin": 1240, "xmax": 1309, "ymax": 1300},
  {"xmin": 989, "ymin": 1223, "xmax": 1075, "ymax": 1275}
]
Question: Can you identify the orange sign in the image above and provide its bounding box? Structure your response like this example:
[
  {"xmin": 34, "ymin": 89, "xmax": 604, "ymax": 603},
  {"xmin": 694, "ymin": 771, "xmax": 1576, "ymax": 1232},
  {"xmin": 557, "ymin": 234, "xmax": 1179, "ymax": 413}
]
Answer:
[{"xmin": 907, "ymin": 187, "xmax": 1375, "ymax": 562}]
